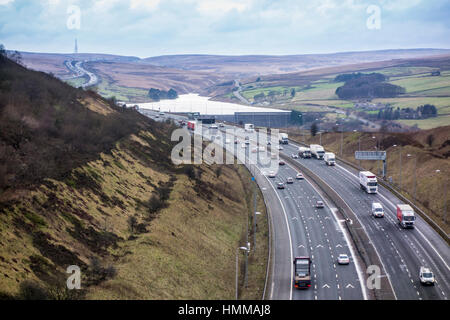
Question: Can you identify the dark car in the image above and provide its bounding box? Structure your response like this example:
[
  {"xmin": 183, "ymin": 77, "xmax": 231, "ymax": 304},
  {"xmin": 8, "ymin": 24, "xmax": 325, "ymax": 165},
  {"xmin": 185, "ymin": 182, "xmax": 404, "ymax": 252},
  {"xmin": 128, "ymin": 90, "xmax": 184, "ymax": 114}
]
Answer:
[{"xmin": 279, "ymin": 160, "xmax": 285, "ymax": 166}]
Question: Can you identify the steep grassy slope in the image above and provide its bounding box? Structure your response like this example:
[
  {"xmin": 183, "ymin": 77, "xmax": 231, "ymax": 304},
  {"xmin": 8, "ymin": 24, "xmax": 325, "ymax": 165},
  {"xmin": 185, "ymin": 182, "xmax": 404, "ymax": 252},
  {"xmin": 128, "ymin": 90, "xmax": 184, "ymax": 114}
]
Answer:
[{"xmin": 0, "ymin": 56, "xmax": 268, "ymax": 299}]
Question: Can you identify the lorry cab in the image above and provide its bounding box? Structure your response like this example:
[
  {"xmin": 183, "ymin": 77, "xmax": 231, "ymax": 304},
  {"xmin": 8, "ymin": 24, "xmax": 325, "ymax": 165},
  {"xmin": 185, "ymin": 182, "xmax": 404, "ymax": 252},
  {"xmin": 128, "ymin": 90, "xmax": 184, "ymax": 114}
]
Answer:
[
  {"xmin": 397, "ymin": 204, "xmax": 415, "ymax": 228},
  {"xmin": 293, "ymin": 257, "xmax": 312, "ymax": 289},
  {"xmin": 324, "ymin": 152, "xmax": 336, "ymax": 166},
  {"xmin": 371, "ymin": 202, "xmax": 384, "ymax": 218},
  {"xmin": 359, "ymin": 171, "xmax": 378, "ymax": 194}
]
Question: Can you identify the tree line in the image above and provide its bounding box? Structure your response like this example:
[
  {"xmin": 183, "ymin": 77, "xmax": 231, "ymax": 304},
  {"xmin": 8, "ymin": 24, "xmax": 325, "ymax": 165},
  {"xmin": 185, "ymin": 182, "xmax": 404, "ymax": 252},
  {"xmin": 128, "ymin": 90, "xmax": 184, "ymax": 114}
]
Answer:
[
  {"xmin": 148, "ymin": 88, "xmax": 178, "ymax": 101},
  {"xmin": 375, "ymin": 104, "xmax": 438, "ymax": 120},
  {"xmin": 335, "ymin": 72, "xmax": 405, "ymax": 99}
]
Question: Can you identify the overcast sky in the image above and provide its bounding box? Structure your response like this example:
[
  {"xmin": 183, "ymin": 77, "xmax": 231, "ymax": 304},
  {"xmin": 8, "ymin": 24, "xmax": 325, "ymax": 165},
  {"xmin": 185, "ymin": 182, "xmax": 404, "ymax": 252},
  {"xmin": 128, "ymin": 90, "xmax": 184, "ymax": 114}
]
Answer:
[{"xmin": 0, "ymin": 0, "xmax": 449, "ymax": 58}]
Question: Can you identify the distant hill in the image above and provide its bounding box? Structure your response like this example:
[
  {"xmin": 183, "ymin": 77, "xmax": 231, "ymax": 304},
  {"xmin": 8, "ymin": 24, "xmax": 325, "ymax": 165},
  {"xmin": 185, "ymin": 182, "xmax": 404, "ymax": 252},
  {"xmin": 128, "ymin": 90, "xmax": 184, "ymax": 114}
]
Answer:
[{"xmin": 142, "ymin": 49, "xmax": 450, "ymax": 77}]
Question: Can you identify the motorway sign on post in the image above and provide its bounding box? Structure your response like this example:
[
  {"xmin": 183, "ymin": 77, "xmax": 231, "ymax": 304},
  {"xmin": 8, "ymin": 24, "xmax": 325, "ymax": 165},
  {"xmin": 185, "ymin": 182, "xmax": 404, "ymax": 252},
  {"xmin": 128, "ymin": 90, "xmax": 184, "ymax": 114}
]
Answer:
[{"xmin": 355, "ymin": 151, "xmax": 387, "ymax": 178}]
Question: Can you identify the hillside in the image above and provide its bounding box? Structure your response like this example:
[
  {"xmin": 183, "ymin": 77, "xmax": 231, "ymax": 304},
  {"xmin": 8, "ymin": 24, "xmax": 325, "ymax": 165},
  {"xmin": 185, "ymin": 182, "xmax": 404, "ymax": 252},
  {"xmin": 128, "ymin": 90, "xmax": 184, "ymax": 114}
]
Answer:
[
  {"xmin": 287, "ymin": 126, "xmax": 450, "ymax": 233},
  {"xmin": 0, "ymin": 56, "xmax": 267, "ymax": 299},
  {"xmin": 143, "ymin": 49, "xmax": 450, "ymax": 78},
  {"xmin": 220, "ymin": 54, "xmax": 450, "ymax": 130},
  {"xmin": 18, "ymin": 49, "xmax": 450, "ymax": 103}
]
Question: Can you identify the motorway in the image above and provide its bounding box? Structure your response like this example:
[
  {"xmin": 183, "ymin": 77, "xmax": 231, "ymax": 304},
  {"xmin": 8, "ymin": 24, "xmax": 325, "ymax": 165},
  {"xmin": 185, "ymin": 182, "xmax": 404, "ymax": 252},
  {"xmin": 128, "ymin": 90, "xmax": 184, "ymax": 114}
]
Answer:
[
  {"xmin": 64, "ymin": 60, "xmax": 99, "ymax": 88},
  {"xmin": 141, "ymin": 110, "xmax": 449, "ymax": 300},
  {"xmin": 201, "ymin": 124, "xmax": 366, "ymax": 300},
  {"xmin": 280, "ymin": 142, "xmax": 450, "ymax": 300}
]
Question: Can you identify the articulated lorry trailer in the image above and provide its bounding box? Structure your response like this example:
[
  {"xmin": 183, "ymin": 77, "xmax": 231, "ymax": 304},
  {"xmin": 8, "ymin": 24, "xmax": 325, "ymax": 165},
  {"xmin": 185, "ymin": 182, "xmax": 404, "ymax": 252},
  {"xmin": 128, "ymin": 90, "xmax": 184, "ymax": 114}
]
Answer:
[
  {"xmin": 298, "ymin": 147, "xmax": 311, "ymax": 158},
  {"xmin": 293, "ymin": 257, "xmax": 312, "ymax": 289},
  {"xmin": 310, "ymin": 144, "xmax": 325, "ymax": 160}
]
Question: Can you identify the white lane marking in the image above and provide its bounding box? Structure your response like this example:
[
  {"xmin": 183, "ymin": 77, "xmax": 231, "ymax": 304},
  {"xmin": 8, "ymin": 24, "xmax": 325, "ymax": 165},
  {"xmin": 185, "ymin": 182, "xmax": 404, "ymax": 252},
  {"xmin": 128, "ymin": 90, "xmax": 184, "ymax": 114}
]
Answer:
[
  {"xmin": 337, "ymin": 163, "xmax": 449, "ymax": 272},
  {"xmin": 262, "ymin": 169, "xmax": 294, "ymax": 300},
  {"xmin": 286, "ymin": 163, "xmax": 369, "ymax": 300},
  {"xmin": 290, "ymin": 157, "xmax": 395, "ymax": 299}
]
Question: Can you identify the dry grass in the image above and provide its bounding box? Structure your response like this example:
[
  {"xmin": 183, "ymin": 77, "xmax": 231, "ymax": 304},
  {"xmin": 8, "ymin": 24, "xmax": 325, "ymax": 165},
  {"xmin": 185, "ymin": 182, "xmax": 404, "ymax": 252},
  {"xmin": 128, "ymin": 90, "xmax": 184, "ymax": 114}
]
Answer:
[{"xmin": 0, "ymin": 130, "xmax": 268, "ymax": 299}]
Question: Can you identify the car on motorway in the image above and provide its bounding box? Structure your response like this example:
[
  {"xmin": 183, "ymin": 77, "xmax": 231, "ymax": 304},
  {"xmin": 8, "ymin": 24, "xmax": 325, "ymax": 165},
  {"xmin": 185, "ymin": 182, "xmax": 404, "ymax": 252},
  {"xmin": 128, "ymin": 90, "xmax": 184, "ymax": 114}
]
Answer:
[
  {"xmin": 225, "ymin": 139, "xmax": 231, "ymax": 144},
  {"xmin": 267, "ymin": 141, "xmax": 271, "ymax": 145},
  {"xmin": 296, "ymin": 173, "xmax": 304, "ymax": 180},
  {"xmin": 371, "ymin": 202, "xmax": 384, "ymax": 218},
  {"xmin": 277, "ymin": 182, "xmax": 285, "ymax": 189},
  {"xmin": 241, "ymin": 143, "xmax": 247, "ymax": 148},
  {"xmin": 337, "ymin": 254, "xmax": 350, "ymax": 265},
  {"xmin": 291, "ymin": 154, "xmax": 299, "ymax": 159},
  {"xmin": 419, "ymin": 267, "xmax": 435, "ymax": 285},
  {"xmin": 287, "ymin": 177, "xmax": 294, "ymax": 184},
  {"xmin": 278, "ymin": 146, "xmax": 283, "ymax": 150},
  {"xmin": 279, "ymin": 160, "xmax": 286, "ymax": 166},
  {"xmin": 219, "ymin": 123, "xmax": 225, "ymax": 127},
  {"xmin": 268, "ymin": 171, "xmax": 276, "ymax": 178},
  {"xmin": 315, "ymin": 200, "xmax": 324, "ymax": 208},
  {"xmin": 234, "ymin": 139, "xmax": 239, "ymax": 144}
]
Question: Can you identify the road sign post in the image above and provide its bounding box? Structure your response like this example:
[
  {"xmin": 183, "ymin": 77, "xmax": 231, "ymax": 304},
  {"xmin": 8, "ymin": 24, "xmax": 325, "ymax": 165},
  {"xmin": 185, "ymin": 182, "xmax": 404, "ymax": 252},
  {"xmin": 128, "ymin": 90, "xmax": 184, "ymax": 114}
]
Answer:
[{"xmin": 355, "ymin": 151, "xmax": 387, "ymax": 178}]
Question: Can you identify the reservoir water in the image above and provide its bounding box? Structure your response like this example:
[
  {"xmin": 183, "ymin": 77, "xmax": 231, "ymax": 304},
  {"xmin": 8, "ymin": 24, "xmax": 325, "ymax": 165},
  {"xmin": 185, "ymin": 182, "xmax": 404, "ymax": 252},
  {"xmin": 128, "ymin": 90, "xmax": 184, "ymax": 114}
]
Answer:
[{"xmin": 131, "ymin": 93, "xmax": 289, "ymax": 115}]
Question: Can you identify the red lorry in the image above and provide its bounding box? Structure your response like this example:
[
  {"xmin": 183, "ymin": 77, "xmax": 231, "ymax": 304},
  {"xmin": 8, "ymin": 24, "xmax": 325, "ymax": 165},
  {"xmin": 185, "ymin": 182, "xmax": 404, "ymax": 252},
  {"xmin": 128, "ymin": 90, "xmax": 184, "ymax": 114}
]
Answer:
[
  {"xmin": 293, "ymin": 257, "xmax": 312, "ymax": 289},
  {"xmin": 397, "ymin": 204, "xmax": 416, "ymax": 229},
  {"xmin": 187, "ymin": 121, "xmax": 196, "ymax": 130}
]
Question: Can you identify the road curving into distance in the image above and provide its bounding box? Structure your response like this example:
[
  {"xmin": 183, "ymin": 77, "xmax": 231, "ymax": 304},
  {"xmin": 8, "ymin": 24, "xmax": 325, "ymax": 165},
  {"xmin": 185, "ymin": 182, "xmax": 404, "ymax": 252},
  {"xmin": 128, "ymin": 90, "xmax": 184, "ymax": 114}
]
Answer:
[{"xmin": 141, "ymin": 110, "xmax": 449, "ymax": 300}]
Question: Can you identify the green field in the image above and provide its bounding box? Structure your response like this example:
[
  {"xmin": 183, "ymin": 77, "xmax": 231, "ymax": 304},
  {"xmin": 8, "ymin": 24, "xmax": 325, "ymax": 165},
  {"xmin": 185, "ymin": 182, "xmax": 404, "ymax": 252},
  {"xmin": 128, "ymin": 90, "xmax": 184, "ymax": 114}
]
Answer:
[
  {"xmin": 396, "ymin": 115, "xmax": 450, "ymax": 129},
  {"xmin": 389, "ymin": 73, "xmax": 450, "ymax": 94},
  {"xmin": 94, "ymin": 78, "xmax": 149, "ymax": 102},
  {"xmin": 65, "ymin": 76, "xmax": 87, "ymax": 88},
  {"xmin": 240, "ymin": 85, "xmax": 303, "ymax": 101}
]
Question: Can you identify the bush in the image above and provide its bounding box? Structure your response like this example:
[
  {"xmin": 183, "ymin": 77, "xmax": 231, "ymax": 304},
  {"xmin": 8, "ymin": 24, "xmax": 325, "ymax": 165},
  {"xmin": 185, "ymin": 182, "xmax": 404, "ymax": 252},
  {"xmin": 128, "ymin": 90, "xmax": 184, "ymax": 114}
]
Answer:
[{"xmin": 18, "ymin": 280, "xmax": 49, "ymax": 300}]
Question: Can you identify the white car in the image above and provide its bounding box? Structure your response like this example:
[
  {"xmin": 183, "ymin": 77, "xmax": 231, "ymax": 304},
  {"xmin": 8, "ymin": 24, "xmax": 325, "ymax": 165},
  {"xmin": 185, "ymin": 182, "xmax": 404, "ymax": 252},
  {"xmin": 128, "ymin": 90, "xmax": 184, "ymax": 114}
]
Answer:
[
  {"xmin": 278, "ymin": 146, "xmax": 283, "ymax": 150},
  {"xmin": 296, "ymin": 173, "xmax": 304, "ymax": 180},
  {"xmin": 419, "ymin": 267, "xmax": 435, "ymax": 285},
  {"xmin": 241, "ymin": 143, "xmax": 247, "ymax": 148},
  {"xmin": 268, "ymin": 171, "xmax": 276, "ymax": 178},
  {"xmin": 286, "ymin": 177, "xmax": 294, "ymax": 184},
  {"xmin": 291, "ymin": 154, "xmax": 299, "ymax": 159},
  {"xmin": 337, "ymin": 254, "xmax": 350, "ymax": 265}
]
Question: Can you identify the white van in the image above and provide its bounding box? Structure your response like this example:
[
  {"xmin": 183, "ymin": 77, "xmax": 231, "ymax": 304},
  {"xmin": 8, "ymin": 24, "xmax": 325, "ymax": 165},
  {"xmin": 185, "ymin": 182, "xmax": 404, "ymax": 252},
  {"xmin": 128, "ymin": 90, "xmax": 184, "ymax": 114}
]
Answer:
[{"xmin": 371, "ymin": 202, "xmax": 384, "ymax": 218}]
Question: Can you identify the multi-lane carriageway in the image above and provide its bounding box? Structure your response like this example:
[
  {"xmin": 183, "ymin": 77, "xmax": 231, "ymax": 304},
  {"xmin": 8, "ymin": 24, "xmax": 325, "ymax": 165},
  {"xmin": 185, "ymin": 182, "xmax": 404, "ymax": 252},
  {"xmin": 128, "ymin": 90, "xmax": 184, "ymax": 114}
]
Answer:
[
  {"xmin": 211, "ymin": 126, "xmax": 367, "ymax": 300},
  {"xmin": 218, "ymin": 124, "xmax": 449, "ymax": 300},
  {"xmin": 279, "ymin": 142, "xmax": 450, "ymax": 300},
  {"xmin": 143, "ymin": 111, "xmax": 449, "ymax": 300}
]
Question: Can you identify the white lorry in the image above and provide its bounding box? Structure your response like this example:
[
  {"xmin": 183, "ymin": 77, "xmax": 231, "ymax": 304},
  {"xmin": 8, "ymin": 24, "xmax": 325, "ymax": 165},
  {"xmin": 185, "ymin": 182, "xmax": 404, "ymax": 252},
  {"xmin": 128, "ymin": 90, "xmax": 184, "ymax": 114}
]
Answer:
[
  {"xmin": 279, "ymin": 133, "xmax": 289, "ymax": 144},
  {"xmin": 244, "ymin": 123, "xmax": 254, "ymax": 132},
  {"xmin": 324, "ymin": 152, "xmax": 336, "ymax": 166},
  {"xmin": 359, "ymin": 171, "xmax": 378, "ymax": 194},
  {"xmin": 397, "ymin": 204, "xmax": 416, "ymax": 229},
  {"xmin": 298, "ymin": 147, "xmax": 311, "ymax": 158},
  {"xmin": 310, "ymin": 144, "xmax": 325, "ymax": 160}
]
